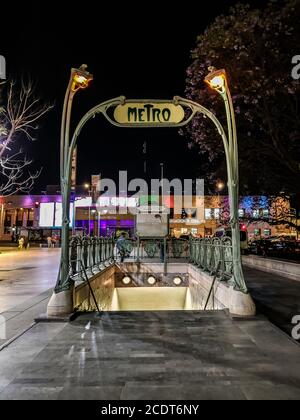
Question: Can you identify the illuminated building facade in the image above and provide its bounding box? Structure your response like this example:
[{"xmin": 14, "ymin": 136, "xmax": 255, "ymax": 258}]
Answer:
[{"xmin": 0, "ymin": 194, "xmax": 297, "ymax": 242}]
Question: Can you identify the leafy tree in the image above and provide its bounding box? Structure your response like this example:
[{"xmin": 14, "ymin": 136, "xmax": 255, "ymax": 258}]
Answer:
[{"xmin": 181, "ymin": 0, "xmax": 300, "ymax": 196}]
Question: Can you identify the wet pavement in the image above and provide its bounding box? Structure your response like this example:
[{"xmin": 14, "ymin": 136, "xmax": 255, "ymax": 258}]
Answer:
[
  {"xmin": 244, "ymin": 266, "xmax": 300, "ymax": 339},
  {"xmin": 0, "ymin": 251, "xmax": 300, "ymax": 399},
  {"xmin": 0, "ymin": 249, "xmax": 60, "ymax": 347},
  {"xmin": 0, "ymin": 311, "xmax": 300, "ymax": 400}
]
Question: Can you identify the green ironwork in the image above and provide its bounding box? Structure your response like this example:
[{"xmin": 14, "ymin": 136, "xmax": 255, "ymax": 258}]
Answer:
[
  {"xmin": 144, "ymin": 241, "xmax": 159, "ymax": 258},
  {"xmin": 189, "ymin": 237, "xmax": 233, "ymax": 281},
  {"xmin": 171, "ymin": 238, "xmax": 188, "ymax": 258},
  {"xmin": 116, "ymin": 239, "xmax": 133, "ymax": 259},
  {"xmin": 69, "ymin": 236, "xmax": 115, "ymax": 280},
  {"xmin": 68, "ymin": 235, "xmax": 236, "ymax": 287},
  {"xmin": 55, "ymin": 81, "xmax": 248, "ymax": 295},
  {"xmin": 115, "ymin": 238, "xmax": 189, "ymax": 261}
]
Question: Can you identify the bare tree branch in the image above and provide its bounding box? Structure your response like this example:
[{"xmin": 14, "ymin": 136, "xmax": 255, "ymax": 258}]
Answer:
[{"xmin": 0, "ymin": 79, "xmax": 52, "ymax": 196}]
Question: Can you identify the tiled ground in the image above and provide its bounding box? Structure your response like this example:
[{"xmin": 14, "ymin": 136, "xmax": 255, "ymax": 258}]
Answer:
[
  {"xmin": 0, "ymin": 248, "xmax": 60, "ymax": 348},
  {"xmin": 0, "ymin": 248, "xmax": 59, "ymax": 312},
  {"xmin": 0, "ymin": 310, "xmax": 300, "ymax": 400}
]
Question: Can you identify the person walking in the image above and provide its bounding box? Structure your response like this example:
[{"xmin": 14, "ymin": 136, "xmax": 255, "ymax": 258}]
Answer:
[
  {"xmin": 18, "ymin": 237, "xmax": 24, "ymax": 250},
  {"xmin": 47, "ymin": 236, "xmax": 52, "ymax": 248},
  {"xmin": 116, "ymin": 232, "xmax": 127, "ymax": 263}
]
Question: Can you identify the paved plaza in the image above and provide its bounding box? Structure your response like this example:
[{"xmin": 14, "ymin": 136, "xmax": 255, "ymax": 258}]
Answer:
[
  {"xmin": 0, "ymin": 250, "xmax": 300, "ymax": 399},
  {"xmin": 0, "ymin": 249, "xmax": 60, "ymax": 348},
  {"xmin": 0, "ymin": 311, "xmax": 300, "ymax": 400}
]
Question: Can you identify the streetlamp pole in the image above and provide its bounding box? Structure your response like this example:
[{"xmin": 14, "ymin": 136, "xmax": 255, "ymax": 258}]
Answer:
[
  {"xmin": 160, "ymin": 162, "xmax": 164, "ymax": 208},
  {"xmin": 48, "ymin": 65, "xmax": 93, "ymax": 316},
  {"xmin": 84, "ymin": 183, "xmax": 91, "ymax": 236},
  {"xmin": 205, "ymin": 68, "xmax": 248, "ymax": 294}
]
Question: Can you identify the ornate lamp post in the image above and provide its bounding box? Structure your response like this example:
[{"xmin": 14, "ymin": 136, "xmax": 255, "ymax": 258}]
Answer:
[
  {"xmin": 48, "ymin": 65, "xmax": 93, "ymax": 316},
  {"xmin": 205, "ymin": 68, "xmax": 248, "ymax": 294}
]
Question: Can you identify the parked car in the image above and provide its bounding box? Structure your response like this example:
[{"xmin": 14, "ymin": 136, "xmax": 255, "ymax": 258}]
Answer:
[
  {"xmin": 248, "ymin": 239, "xmax": 271, "ymax": 256},
  {"xmin": 249, "ymin": 238, "xmax": 300, "ymax": 260}
]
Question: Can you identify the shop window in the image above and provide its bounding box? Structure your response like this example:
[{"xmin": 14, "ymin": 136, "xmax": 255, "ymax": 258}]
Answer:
[
  {"xmin": 16, "ymin": 209, "xmax": 24, "ymax": 227},
  {"xmin": 205, "ymin": 208, "xmax": 220, "ymax": 220},
  {"xmin": 205, "ymin": 209, "xmax": 212, "ymax": 220},
  {"xmin": 4, "ymin": 210, "xmax": 12, "ymax": 227},
  {"xmin": 263, "ymin": 209, "xmax": 269, "ymax": 218},
  {"xmin": 214, "ymin": 208, "xmax": 220, "ymax": 219},
  {"xmin": 27, "ymin": 209, "xmax": 34, "ymax": 227}
]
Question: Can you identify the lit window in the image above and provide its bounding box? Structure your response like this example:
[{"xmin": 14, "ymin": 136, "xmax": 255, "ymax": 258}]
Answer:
[
  {"xmin": 263, "ymin": 209, "xmax": 269, "ymax": 218},
  {"xmin": 205, "ymin": 209, "xmax": 220, "ymax": 219},
  {"xmin": 238, "ymin": 209, "xmax": 245, "ymax": 218},
  {"xmin": 264, "ymin": 229, "xmax": 271, "ymax": 237},
  {"xmin": 215, "ymin": 208, "xmax": 220, "ymax": 219},
  {"xmin": 205, "ymin": 209, "xmax": 212, "ymax": 220},
  {"xmin": 253, "ymin": 210, "xmax": 259, "ymax": 218}
]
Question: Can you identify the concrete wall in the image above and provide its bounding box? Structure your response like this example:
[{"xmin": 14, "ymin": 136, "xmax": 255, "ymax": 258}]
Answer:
[
  {"xmin": 242, "ymin": 255, "xmax": 300, "ymax": 282},
  {"xmin": 187, "ymin": 265, "xmax": 229, "ymax": 310},
  {"xmin": 116, "ymin": 287, "xmax": 188, "ymax": 311},
  {"xmin": 121, "ymin": 262, "xmax": 188, "ymax": 275},
  {"xmin": 74, "ymin": 265, "xmax": 117, "ymax": 311},
  {"xmin": 73, "ymin": 262, "xmax": 253, "ymax": 315}
]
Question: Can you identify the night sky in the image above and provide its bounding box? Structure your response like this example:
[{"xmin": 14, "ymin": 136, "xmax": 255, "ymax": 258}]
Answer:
[{"xmin": 2, "ymin": 0, "xmax": 267, "ymax": 193}]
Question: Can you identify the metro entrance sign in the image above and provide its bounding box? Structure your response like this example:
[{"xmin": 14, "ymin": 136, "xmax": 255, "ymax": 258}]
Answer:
[
  {"xmin": 114, "ymin": 101, "xmax": 185, "ymax": 125},
  {"xmin": 49, "ymin": 67, "xmax": 255, "ymax": 318}
]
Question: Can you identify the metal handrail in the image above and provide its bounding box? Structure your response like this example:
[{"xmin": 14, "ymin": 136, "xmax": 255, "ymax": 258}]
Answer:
[
  {"xmin": 77, "ymin": 259, "xmax": 101, "ymax": 314},
  {"xmin": 69, "ymin": 236, "xmax": 115, "ymax": 279},
  {"xmin": 204, "ymin": 261, "xmax": 221, "ymax": 310},
  {"xmin": 69, "ymin": 235, "xmax": 234, "ymax": 286},
  {"xmin": 115, "ymin": 238, "xmax": 190, "ymax": 261},
  {"xmin": 189, "ymin": 237, "xmax": 233, "ymax": 281}
]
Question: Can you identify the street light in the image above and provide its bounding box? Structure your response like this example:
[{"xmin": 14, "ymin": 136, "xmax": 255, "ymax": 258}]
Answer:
[
  {"xmin": 216, "ymin": 181, "xmax": 225, "ymax": 192},
  {"xmin": 205, "ymin": 67, "xmax": 248, "ymax": 294},
  {"xmin": 205, "ymin": 69, "xmax": 226, "ymax": 94},
  {"xmin": 216, "ymin": 180, "xmax": 225, "ymax": 214},
  {"xmin": 54, "ymin": 65, "xmax": 93, "ymax": 303},
  {"xmin": 72, "ymin": 69, "xmax": 93, "ymax": 92}
]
